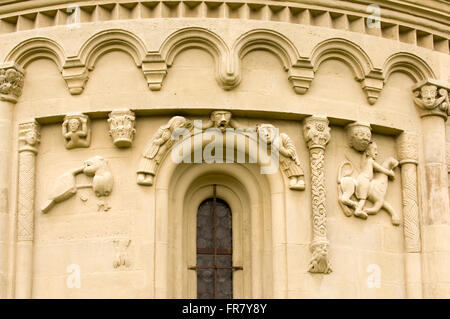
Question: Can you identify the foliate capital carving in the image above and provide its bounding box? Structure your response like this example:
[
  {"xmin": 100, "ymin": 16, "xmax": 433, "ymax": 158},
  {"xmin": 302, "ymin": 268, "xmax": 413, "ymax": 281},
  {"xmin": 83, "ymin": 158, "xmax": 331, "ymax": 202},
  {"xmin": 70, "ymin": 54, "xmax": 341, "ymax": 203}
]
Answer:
[
  {"xmin": 412, "ymin": 80, "xmax": 450, "ymax": 120},
  {"xmin": 18, "ymin": 121, "xmax": 40, "ymax": 153},
  {"xmin": 108, "ymin": 109, "xmax": 136, "ymax": 148},
  {"xmin": 303, "ymin": 115, "xmax": 331, "ymax": 149},
  {"xmin": 397, "ymin": 132, "xmax": 419, "ymax": 165},
  {"xmin": 0, "ymin": 63, "xmax": 25, "ymax": 103},
  {"xmin": 346, "ymin": 121, "xmax": 372, "ymax": 152}
]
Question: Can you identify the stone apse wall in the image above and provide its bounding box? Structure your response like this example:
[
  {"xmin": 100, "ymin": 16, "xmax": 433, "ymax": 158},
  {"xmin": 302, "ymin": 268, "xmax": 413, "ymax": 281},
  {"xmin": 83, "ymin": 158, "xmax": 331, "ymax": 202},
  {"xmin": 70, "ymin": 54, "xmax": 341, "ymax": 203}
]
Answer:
[{"xmin": 0, "ymin": 0, "xmax": 449, "ymax": 298}]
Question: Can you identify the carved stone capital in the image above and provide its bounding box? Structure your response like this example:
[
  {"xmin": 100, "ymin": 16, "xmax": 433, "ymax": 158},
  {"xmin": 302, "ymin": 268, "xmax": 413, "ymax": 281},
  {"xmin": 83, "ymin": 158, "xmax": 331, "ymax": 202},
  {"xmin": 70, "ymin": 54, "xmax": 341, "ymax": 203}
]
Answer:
[
  {"xmin": 397, "ymin": 131, "xmax": 419, "ymax": 165},
  {"xmin": 108, "ymin": 109, "xmax": 136, "ymax": 148},
  {"xmin": 18, "ymin": 121, "xmax": 40, "ymax": 154},
  {"xmin": 0, "ymin": 63, "xmax": 25, "ymax": 103},
  {"xmin": 303, "ymin": 115, "xmax": 331, "ymax": 149},
  {"xmin": 412, "ymin": 79, "xmax": 450, "ymax": 120},
  {"xmin": 346, "ymin": 121, "xmax": 372, "ymax": 152}
]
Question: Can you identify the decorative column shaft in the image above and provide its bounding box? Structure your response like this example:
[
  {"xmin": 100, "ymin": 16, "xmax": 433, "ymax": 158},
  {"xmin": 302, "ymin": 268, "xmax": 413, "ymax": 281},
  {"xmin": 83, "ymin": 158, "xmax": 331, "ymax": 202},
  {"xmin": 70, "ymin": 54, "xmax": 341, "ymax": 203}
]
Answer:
[
  {"xmin": 412, "ymin": 80, "xmax": 450, "ymax": 298},
  {"xmin": 0, "ymin": 62, "xmax": 24, "ymax": 298},
  {"xmin": 303, "ymin": 115, "xmax": 332, "ymax": 274},
  {"xmin": 397, "ymin": 131, "xmax": 422, "ymax": 298},
  {"xmin": 15, "ymin": 121, "xmax": 40, "ymax": 299}
]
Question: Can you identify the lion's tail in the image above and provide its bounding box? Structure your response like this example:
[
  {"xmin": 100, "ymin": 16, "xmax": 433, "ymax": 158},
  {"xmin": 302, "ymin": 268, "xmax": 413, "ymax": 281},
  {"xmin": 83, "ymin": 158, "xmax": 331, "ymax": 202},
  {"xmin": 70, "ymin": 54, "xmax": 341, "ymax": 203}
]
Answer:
[
  {"xmin": 337, "ymin": 160, "xmax": 353, "ymax": 184},
  {"xmin": 337, "ymin": 160, "xmax": 354, "ymax": 217}
]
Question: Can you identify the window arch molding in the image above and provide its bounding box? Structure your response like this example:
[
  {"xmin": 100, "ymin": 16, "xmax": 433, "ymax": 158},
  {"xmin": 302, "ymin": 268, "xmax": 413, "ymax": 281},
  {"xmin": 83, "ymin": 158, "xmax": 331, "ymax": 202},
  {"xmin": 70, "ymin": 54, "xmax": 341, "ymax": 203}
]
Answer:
[{"xmin": 153, "ymin": 160, "xmax": 287, "ymax": 298}]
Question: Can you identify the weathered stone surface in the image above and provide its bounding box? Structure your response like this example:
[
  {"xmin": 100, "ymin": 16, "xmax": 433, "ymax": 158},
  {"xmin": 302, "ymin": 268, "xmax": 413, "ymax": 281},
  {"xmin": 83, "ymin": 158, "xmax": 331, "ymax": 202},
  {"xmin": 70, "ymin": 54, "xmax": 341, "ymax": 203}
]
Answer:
[{"xmin": 0, "ymin": 0, "xmax": 448, "ymax": 299}]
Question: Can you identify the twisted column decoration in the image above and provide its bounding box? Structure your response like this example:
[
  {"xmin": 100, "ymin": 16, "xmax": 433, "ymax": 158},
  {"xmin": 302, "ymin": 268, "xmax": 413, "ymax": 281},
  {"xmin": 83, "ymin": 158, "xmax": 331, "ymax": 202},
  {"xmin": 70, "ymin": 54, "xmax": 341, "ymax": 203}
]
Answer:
[{"xmin": 303, "ymin": 115, "xmax": 332, "ymax": 274}]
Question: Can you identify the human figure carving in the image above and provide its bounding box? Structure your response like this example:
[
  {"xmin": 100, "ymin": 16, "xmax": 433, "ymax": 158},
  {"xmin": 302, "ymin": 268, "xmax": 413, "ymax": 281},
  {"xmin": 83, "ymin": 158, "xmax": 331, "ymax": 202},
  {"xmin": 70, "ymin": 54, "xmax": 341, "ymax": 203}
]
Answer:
[
  {"xmin": 62, "ymin": 114, "xmax": 91, "ymax": 149},
  {"xmin": 196, "ymin": 110, "xmax": 240, "ymax": 132},
  {"xmin": 113, "ymin": 239, "xmax": 131, "ymax": 268},
  {"xmin": 414, "ymin": 84, "xmax": 449, "ymax": 114},
  {"xmin": 41, "ymin": 156, "xmax": 113, "ymax": 213},
  {"xmin": 137, "ymin": 116, "xmax": 192, "ymax": 186},
  {"xmin": 257, "ymin": 123, "xmax": 305, "ymax": 190},
  {"xmin": 338, "ymin": 142, "xmax": 400, "ymax": 225}
]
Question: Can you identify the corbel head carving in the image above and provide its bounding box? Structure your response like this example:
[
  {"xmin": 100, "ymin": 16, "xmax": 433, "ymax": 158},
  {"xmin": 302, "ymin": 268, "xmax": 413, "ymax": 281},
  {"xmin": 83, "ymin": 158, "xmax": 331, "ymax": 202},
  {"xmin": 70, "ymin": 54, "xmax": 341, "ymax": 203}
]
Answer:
[
  {"xmin": 211, "ymin": 110, "xmax": 232, "ymax": 132},
  {"xmin": 413, "ymin": 80, "xmax": 450, "ymax": 119},
  {"xmin": 256, "ymin": 123, "xmax": 277, "ymax": 145},
  {"xmin": 346, "ymin": 122, "xmax": 372, "ymax": 152},
  {"xmin": 18, "ymin": 121, "xmax": 40, "ymax": 153}
]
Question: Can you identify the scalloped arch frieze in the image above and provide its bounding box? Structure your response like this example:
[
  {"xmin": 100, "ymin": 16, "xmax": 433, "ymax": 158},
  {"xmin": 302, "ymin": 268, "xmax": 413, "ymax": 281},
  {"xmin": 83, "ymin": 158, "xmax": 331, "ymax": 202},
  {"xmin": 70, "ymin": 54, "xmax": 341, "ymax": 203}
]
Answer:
[
  {"xmin": 383, "ymin": 52, "xmax": 437, "ymax": 84},
  {"xmin": 5, "ymin": 37, "xmax": 66, "ymax": 70},
  {"xmin": 3, "ymin": 26, "xmax": 438, "ymax": 103}
]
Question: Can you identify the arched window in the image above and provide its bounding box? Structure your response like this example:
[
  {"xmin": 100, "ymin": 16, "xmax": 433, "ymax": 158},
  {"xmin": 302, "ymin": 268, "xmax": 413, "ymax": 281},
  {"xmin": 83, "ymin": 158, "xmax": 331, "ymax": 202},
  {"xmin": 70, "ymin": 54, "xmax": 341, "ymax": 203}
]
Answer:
[{"xmin": 194, "ymin": 186, "xmax": 240, "ymax": 299}]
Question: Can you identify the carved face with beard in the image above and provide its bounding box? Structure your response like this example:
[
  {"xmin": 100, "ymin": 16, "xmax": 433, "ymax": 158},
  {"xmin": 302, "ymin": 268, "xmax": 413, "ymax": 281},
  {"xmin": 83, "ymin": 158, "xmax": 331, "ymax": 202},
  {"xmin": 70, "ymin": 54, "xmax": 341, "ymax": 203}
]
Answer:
[
  {"xmin": 211, "ymin": 111, "xmax": 232, "ymax": 132},
  {"xmin": 257, "ymin": 124, "xmax": 277, "ymax": 145},
  {"xmin": 420, "ymin": 85, "xmax": 438, "ymax": 109}
]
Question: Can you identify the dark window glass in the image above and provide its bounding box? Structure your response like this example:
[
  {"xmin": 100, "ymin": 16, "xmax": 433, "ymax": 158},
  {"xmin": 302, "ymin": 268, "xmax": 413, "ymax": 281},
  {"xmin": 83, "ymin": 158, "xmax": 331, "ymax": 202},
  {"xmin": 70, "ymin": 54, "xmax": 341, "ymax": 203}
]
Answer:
[{"xmin": 196, "ymin": 197, "xmax": 232, "ymax": 299}]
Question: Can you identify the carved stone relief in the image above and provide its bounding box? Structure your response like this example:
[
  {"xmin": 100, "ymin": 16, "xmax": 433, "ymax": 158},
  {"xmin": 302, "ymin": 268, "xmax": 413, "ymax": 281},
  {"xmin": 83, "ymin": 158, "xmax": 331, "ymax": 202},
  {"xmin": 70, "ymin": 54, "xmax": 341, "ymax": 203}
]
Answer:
[
  {"xmin": 203, "ymin": 110, "xmax": 235, "ymax": 132},
  {"xmin": 17, "ymin": 121, "xmax": 40, "ymax": 241},
  {"xmin": 413, "ymin": 81, "xmax": 450, "ymax": 119},
  {"xmin": 397, "ymin": 132, "xmax": 421, "ymax": 252},
  {"xmin": 0, "ymin": 64, "xmax": 24, "ymax": 102},
  {"xmin": 41, "ymin": 156, "xmax": 113, "ymax": 213},
  {"xmin": 137, "ymin": 116, "xmax": 192, "ymax": 186},
  {"xmin": 137, "ymin": 111, "xmax": 306, "ymax": 191},
  {"xmin": 257, "ymin": 123, "xmax": 305, "ymax": 190},
  {"xmin": 338, "ymin": 141, "xmax": 400, "ymax": 225},
  {"xmin": 303, "ymin": 115, "xmax": 332, "ymax": 274},
  {"xmin": 113, "ymin": 239, "xmax": 131, "ymax": 269},
  {"xmin": 62, "ymin": 114, "xmax": 91, "ymax": 149},
  {"xmin": 108, "ymin": 109, "xmax": 136, "ymax": 148},
  {"xmin": 346, "ymin": 122, "xmax": 372, "ymax": 152}
]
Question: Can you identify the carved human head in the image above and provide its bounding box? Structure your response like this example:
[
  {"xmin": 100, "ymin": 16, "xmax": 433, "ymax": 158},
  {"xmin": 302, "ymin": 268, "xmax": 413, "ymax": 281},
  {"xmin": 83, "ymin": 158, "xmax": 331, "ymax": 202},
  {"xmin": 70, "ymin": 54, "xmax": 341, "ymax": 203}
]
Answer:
[
  {"xmin": 83, "ymin": 156, "xmax": 106, "ymax": 176},
  {"xmin": 68, "ymin": 118, "xmax": 81, "ymax": 132},
  {"xmin": 211, "ymin": 111, "xmax": 232, "ymax": 132},
  {"xmin": 257, "ymin": 124, "xmax": 277, "ymax": 145},
  {"xmin": 5, "ymin": 69, "xmax": 19, "ymax": 82},
  {"xmin": 365, "ymin": 141, "xmax": 378, "ymax": 159},
  {"xmin": 25, "ymin": 130, "xmax": 38, "ymax": 146},
  {"xmin": 346, "ymin": 122, "xmax": 372, "ymax": 152},
  {"xmin": 168, "ymin": 116, "xmax": 188, "ymax": 131},
  {"xmin": 420, "ymin": 85, "xmax": 437, "ymax": 108}
]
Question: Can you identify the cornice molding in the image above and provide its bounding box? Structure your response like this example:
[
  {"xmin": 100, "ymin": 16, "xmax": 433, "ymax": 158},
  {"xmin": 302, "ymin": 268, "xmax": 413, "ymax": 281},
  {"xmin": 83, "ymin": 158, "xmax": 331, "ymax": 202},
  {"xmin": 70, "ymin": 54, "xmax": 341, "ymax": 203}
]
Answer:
[{"xmin": 0, "ymin": 1, "xmax": 448, "ymax": 55}]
